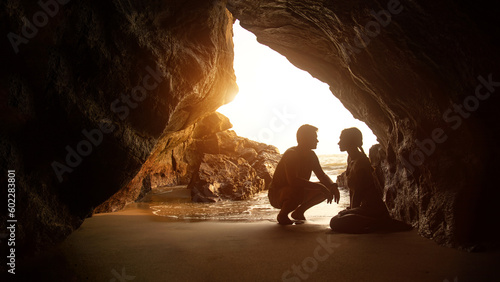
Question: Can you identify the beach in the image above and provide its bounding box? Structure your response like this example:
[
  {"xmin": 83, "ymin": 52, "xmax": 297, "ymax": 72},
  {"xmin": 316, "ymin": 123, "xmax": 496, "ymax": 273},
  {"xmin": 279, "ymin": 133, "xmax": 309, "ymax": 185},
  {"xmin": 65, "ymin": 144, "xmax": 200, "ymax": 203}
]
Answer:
[
  {"xmin": 16, "ymin": 155, "xmax": 500, "ymax": 281},
  {"xmin": 17, "ymin": 188, "xmax": 499, "ymax": 282}
]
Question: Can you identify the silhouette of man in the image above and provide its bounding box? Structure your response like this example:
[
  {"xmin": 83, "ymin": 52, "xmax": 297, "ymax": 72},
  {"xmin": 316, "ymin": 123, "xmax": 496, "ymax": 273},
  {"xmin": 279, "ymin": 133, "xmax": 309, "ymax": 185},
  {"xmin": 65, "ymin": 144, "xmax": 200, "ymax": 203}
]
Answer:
[{"xmin": 268, "ymin": 124, "xmax": 340, "ymax": 225}]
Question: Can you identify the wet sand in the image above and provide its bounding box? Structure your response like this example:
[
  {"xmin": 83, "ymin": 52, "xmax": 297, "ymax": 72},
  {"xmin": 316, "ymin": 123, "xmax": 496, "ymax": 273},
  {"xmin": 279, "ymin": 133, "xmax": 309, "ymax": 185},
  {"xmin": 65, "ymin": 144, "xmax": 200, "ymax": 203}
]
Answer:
[{"xmin": 18, "ymin": 204, "xmax": 499, "ymax": 282}]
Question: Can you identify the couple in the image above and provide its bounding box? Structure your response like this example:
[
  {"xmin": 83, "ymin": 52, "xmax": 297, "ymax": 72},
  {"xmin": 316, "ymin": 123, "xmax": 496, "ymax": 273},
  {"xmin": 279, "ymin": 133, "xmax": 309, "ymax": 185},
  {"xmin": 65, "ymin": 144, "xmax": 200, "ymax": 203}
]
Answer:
[{"xmin": 268, "ymin": 124, "xmax": 390, "ymax": 233}]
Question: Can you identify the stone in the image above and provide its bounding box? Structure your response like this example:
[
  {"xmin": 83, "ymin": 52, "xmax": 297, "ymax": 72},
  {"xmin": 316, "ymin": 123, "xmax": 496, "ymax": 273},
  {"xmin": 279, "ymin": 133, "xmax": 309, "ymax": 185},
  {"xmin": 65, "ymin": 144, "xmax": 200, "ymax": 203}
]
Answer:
[
  {"xmin": 369, "ymin": 144, "xmax": 386, "ymax": 196},
  {"xmin": 239, "ymin": 147, "xmax": 259, "ymax": 163},
  {"xmin": 336, "ymin": 172, "xmax": 347, "ymax": 189},
  {"xmin": 251, "ymin": 149, "xmax": 281, "ymax": 189},
  {"xmin": 189, "ymin": 154, "xmax": 265, "ymax": 202},
  {"xmin": 96, "ymin": 111, "xmax": 281, "ymax": 210}
]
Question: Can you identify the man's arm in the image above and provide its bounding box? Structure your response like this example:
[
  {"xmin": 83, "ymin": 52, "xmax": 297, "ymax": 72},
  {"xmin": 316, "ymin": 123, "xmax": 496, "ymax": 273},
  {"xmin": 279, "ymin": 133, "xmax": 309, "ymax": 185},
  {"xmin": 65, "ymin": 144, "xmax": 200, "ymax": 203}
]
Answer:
[
  {"xmin": 310, "ymin": 153, "xmax": 340, "ymax": 203},
  {"xmin": 282, "ymin": 150, "xmax": 339, "ymax": 204}
]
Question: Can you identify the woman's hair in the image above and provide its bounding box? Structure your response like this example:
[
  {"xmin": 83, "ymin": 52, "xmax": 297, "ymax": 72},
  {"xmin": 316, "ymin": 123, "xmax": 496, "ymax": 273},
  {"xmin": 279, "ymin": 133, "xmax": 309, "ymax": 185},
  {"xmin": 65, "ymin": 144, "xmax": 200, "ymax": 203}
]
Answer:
[
  {"xmin": 296, "ymin": 124, "xmax": 318, "ymax": 144},
  {"xmin": 341, "ymin": 127, "xmax": 366, "ymax": 155}
]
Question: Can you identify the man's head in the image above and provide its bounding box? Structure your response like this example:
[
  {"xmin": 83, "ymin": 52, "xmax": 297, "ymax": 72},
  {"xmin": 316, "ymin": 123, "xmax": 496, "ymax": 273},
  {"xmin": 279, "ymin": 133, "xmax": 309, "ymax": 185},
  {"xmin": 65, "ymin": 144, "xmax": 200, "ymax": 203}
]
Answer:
[{"xmin": 296, "ymin": 124, "xmax": 319, "ymax": 149}]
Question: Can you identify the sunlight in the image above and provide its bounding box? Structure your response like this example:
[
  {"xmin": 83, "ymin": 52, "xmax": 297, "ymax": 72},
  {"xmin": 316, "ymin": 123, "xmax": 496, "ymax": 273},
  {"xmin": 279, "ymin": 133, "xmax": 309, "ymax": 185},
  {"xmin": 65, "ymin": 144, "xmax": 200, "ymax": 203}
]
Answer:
[{"xmin": 217, "ymin": 21, "xmax": 377, "ymax": 155}]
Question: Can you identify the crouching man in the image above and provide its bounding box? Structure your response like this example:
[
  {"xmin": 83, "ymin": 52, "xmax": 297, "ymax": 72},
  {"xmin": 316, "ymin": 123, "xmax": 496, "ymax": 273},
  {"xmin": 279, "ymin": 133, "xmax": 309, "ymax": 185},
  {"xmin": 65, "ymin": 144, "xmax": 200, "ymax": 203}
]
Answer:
[{"xmin": 268, "ymin": 124, "xmax": 340, "ymax": 225}]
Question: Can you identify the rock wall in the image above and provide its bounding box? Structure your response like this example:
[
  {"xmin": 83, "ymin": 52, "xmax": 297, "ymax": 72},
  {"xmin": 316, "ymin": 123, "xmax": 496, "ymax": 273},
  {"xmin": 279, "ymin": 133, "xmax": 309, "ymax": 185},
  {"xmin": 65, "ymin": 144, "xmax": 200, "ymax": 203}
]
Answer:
[
  {"xmin": 95, "ymin": 112, "xmax": 280, "ymax": 211},
  {"xmin": 2, "ymin": 0, "xmax": 499, "ymax": 255},
  {"xmin": 1, "ymin": 0, "xmax": 237, "ymax": 255},
  {"xmin": 227, "ymin": 0, "xmax": 500, "ymax": 249}
]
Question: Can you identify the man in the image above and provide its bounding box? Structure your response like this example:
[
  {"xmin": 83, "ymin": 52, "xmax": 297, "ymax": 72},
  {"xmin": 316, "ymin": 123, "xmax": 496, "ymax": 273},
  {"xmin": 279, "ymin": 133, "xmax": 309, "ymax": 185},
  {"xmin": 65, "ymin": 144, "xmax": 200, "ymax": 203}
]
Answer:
[{"xmin": 268, "ymin": 124, "xmax": 340, "ymax": 225}]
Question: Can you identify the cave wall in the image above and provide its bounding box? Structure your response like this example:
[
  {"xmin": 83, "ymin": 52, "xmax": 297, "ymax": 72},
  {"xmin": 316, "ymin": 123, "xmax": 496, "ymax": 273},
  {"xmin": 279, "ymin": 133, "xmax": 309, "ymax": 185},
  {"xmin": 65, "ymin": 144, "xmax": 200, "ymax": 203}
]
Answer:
[
  {"xmin": 2, "ymin": 0, "xmax": 499, "ymax": 255},
  {"xmin": 227, "ymin": 0, "xmax": 500, "ymax": 249},
  {"xmin": 1, "ymin": 0, "xmax": 237, "ymax": 255},
  {"xmin": 94, "ymin": 111, "xmax": 280, "ymax": 212}
]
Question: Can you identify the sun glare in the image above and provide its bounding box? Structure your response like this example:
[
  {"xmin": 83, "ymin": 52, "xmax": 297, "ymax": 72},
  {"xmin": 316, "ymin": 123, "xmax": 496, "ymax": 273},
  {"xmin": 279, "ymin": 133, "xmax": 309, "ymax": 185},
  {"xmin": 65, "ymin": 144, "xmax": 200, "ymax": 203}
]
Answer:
[{"xmin": 217, "ymin": 21, "xmax": 377, "ymax": 155}]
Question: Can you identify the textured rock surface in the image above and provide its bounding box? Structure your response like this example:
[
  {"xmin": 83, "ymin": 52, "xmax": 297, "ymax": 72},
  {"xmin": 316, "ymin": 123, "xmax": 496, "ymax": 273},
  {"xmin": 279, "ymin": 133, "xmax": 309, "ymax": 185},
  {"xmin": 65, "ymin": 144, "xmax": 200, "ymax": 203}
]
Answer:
[
  {"xmin": 94, "ymin": 112, "xmax": 232, "ymax": 212},
  {"xmin": 188, "ymin": 130, "xmax": 280, "ymax": 202},
  {"xmin": 228, "ymin": 0, "xmax": 500, "ymax": 248},
  {"xmin": 189, "ymin": 154, "xmax": 265, "ymax": 202},
  {"xmin": 95, "ymin": 112, "xmax": 280, "ymax": 210},
  {"xmin": 1, "ymin": 0, "xmax": 237, "ymax": 255},
  {"xmin": 1, "ymin": 0, "xmax": 499, "ymax": 255},
  {"xmin": 196, "ymin": 129, "xmax": 281, "ymax": 188}
]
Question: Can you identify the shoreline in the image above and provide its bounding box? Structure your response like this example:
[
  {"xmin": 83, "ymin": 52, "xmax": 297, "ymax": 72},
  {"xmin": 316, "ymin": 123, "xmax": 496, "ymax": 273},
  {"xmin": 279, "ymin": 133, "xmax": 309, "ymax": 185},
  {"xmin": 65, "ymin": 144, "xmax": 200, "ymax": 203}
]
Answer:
[
  {"xmin": 144, "ymin": 185, "xmax": 350, "ymax": 223},
  {"xmin": 16, "ymin": 205, "xmax": 499, "ymax": 281}
]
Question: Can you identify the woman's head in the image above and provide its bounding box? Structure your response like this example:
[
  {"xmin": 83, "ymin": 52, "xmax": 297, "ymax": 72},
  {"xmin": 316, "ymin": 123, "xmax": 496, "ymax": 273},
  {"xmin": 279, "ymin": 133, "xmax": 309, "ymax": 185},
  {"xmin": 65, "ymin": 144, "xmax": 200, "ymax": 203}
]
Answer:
[{"xmin": 338, "ymin": 127, "xmax": 363, "ymax": 152}]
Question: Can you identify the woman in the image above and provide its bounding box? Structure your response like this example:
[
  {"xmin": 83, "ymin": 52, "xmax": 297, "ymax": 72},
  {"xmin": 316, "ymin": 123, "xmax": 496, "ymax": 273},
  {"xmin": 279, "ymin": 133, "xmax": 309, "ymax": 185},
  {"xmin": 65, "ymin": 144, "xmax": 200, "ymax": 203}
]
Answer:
[{"xmin": 330, "ymin": 127, "xmax": 390, "ymax": 233}]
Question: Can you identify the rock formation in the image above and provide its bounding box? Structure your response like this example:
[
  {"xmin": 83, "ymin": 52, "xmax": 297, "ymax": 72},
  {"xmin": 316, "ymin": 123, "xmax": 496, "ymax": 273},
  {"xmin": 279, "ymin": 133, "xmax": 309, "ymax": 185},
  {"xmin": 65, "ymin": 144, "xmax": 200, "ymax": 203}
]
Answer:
[
  {"xmin": 1, "ymin": 0, "xmax": 237, "ymax": 255},
  {"xmin": 95, "ymin": 112, "xmax": 280, "ymax": 210},
  {"xmin": 227, "ymin": 0, "xmax": 500, "ymax": 249},
  {"xmin": 1, "ymin": 0, "xmax": 499, "ymax": 255},
  {"xmin": 189, "ymin": 154, "xmax": 264, "ymax": 202},
  {"xmin": 189, "ymin": 132, "xmax": 280, "ymax": 202}
]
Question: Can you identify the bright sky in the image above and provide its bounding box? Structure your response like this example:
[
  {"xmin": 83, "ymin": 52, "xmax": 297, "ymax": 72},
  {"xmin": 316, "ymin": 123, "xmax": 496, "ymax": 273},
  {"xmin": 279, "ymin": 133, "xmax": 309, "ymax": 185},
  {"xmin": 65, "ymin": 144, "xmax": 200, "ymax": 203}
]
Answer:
[{"xmin": 217, "ymin": 21, "xmax": 377, "ymax": 155}]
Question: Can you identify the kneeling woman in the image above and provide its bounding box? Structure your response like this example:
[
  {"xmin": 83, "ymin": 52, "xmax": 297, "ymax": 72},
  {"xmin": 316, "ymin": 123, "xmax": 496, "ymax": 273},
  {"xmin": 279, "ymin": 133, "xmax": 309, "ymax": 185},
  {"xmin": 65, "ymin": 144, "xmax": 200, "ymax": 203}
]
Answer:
[{"xmin": 330, "ymin": 127, "xmax": 390, "ymax": 233}]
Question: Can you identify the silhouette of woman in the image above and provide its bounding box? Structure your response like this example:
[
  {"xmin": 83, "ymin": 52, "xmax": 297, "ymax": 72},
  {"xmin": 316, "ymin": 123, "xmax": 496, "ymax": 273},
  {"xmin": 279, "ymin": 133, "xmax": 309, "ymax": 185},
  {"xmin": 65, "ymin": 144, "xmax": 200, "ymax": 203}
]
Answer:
[{"xmin": 330, "ymin": 127, "xmax": 390, "ymax": 233}]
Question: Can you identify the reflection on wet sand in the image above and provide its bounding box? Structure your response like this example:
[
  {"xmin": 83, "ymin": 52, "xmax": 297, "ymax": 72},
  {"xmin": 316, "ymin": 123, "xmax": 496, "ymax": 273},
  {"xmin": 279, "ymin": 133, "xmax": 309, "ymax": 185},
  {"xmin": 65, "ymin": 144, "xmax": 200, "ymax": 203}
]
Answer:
[
  {"xmin": 133, "ymin": 155, "xmax": 349, "ymax": 223},
  {"xmin": 136, "ymin": 185, "xmax": 350, "ymax": 223}
]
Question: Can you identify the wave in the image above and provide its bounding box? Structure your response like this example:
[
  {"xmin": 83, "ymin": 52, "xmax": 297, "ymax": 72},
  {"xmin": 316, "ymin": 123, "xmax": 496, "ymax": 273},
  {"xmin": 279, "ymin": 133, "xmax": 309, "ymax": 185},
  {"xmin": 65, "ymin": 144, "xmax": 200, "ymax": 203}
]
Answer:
[{"xmin": 311, "ymin": 153, "xmax": 347, "ymax": 181}]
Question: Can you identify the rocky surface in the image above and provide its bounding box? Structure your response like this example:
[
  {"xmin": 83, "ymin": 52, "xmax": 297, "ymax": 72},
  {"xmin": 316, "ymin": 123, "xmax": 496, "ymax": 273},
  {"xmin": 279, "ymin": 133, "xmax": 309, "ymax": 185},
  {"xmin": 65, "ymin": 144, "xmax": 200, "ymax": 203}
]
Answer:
[
  {"xmin": 189, "ymin": 154, "xmax": 265, "ymax": 202},
  {"xmin": 194, "ymin": 129, "xmax": 281, "ymax": 192},
  {"xmin": 96, "ymin": 112, "xmax": 280, "ymax": 210},
  {"xmin": 189, "ymin": 132, "xmax": 280, "ymax": 202},
  {"xmin": 228, "ymin": 0, "xmax": 500, "ymax": 249},
  {"xmin": 1, "ymin": 0, "xmax": 237, "ymax": 255}
]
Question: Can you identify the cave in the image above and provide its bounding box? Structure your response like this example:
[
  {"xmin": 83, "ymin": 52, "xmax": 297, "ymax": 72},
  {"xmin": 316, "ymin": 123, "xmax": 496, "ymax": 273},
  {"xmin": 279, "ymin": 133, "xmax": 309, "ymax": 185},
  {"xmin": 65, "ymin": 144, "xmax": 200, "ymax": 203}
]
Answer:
[{"xmin": 2, "ymin": 0, "xmax": 500, "ymax": 279}]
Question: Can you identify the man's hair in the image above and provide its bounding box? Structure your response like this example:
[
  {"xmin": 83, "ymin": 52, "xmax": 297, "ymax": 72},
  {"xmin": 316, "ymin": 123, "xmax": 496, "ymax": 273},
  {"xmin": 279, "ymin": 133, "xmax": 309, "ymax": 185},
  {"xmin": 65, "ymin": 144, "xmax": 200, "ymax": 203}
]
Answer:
[{"xmin": 296, "ymin": 124, "xmax": 318, "ymax": 144}]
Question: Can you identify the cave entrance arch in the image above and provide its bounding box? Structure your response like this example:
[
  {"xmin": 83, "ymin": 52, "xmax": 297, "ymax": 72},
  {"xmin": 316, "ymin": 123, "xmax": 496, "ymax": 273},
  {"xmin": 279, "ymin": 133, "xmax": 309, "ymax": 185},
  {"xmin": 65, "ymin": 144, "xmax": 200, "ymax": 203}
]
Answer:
[{"xmin": 218, "ymin": 21, "xmax": 378, "ymax": 156}]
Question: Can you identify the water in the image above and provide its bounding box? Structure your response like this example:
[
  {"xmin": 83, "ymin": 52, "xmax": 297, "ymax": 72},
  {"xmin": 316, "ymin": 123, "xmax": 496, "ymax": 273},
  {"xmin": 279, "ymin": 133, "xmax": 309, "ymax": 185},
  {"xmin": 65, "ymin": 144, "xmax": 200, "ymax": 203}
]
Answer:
[{"xmin": 144, "ymin": 154, "xmax": 349, "ymax": 223}]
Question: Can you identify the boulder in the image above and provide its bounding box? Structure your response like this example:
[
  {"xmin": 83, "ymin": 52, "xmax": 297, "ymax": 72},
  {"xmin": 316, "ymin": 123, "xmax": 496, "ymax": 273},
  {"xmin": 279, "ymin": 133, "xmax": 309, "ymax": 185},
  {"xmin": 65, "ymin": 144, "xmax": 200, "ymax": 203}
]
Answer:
[
  {"xmin": 336, "ymin": 172, "xmax": 347, "ymax": 190},
  {"xmin": 96, "ymin": 111, "xmax": 281, "ymax": 210},
  {"xmin": 189, "ymin": 154, "xmax": 265, "ymax": 202},
  {"xmin": 251, "ymin": 149, "xmax": 282, "ymax": 189}
]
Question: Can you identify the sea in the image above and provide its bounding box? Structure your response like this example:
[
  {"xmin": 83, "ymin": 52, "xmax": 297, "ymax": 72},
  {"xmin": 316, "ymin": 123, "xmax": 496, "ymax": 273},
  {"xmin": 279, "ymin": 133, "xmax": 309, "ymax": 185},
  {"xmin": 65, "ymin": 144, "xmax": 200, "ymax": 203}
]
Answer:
[{"xmin": 141, "ymin": 154, "xmax": 349, "ymax": 224}]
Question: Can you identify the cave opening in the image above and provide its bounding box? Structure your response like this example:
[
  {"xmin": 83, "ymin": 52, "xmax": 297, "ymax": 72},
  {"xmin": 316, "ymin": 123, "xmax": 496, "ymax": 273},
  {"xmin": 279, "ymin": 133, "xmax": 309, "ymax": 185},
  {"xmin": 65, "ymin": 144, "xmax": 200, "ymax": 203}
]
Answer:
[
  {"xmin": 126, "ymin": 21, "xmax": 383, "ymax": 222},
  {"xmin": 218, "ymin": 21, "xmax": 378, "ymax": 156}
]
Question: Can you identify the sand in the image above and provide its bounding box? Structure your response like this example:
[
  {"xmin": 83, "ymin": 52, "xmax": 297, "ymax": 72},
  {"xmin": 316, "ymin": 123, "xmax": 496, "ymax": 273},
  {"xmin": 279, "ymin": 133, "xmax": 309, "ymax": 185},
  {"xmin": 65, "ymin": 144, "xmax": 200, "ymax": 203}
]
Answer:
[{"xmin": 15, "ymin": 204, "xmax": 499, "ymax": 282}]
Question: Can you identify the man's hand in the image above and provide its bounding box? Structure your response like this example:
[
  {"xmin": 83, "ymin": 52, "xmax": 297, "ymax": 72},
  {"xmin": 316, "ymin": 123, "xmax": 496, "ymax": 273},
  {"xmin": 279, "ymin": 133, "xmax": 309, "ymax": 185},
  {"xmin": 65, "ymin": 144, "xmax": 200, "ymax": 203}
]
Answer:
[
  {"xmin": 311, "ymin": 183, "xmax": 338, "ymax": 204},
  {"xmin": 323, "ymin": 183, "xmax": 340, "ymax": 204},
  {"xmin": 326, "ymin": 190, "xmax": 334, "ymax": 204},
  {"xmin": 329, "ymin": 183, "xmax": 340, "ymax": 204},
  {"xmin": 315, "ymin": 183, "xmax": 334, "ymax": 204}
]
